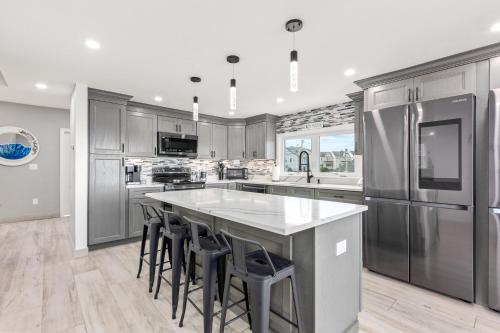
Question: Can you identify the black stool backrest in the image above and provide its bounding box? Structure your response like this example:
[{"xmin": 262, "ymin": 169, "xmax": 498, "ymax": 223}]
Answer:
[
  {"xmin": 220, "ymin": 229, "xmax": 277, "ymax": 276},
  {"xmin": 139, "ymin": 203, "xmax": 163, "ymax": 225},
  {"xmin": 158, "ymin": 207, "xmax": 179, "ymax": 233},
  {"xmin": 182, "ymin": 216, "xmax": 221, "ymax": 251}
]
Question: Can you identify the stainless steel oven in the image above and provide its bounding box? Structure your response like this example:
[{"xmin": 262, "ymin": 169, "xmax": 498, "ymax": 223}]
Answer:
[
  {"xmin": 157, "ymin": 132, "xmax": 198, "ymax": 158},
  {"xmin": 239, "ymin": 183, "xmax": 266, "ymax": 193},
  {"xmin": 410, "ymin": 94, "xmax": 475, "ymax": 206}
]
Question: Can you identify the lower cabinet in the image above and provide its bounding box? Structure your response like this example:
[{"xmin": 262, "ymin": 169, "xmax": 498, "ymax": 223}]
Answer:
[
  {"xmin": 128, "ymin": 187, "xmax": 164, "ymax": 238},
  {"xmin": 315, "ymin": 189, "xmax": 363, "ymax": 204},
  {"xmin": 267, "ymin": 185, "xmax": 315, "ymax": 199},
  {"xmin": 266, "ymin": 185, "xmax": 289, "ymax": 196},
  {"xmin": 205, "ymin": 183, "xmax": 229, "ymax": 189},
  {"xmin": 88, "ymin": 155, "xmax": 126, "ymax": 245}
]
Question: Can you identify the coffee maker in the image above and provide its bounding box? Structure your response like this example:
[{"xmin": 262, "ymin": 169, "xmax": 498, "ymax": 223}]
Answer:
[{"xmin": 125, "ymin": 165, "xmax": 141, "ymax": 184}]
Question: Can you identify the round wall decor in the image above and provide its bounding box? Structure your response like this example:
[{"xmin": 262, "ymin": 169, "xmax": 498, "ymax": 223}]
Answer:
[{"xmin": 0, "ymin": 126, "xmax": 39, "ymax": 166}]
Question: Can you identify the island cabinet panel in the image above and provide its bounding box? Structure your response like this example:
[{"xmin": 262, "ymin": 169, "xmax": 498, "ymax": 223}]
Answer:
[
  {"xmin": 315, "ymin": 189, "xmax": 363, "ymax": 204},
  {"xmin": 227, "ymin": 125, "xmax": 246, "ymax": 160},
  {"xmin": 88, "ymin": 155, "xmax": 126, "ymax": 245},
  {"xmin": 205, "ymin": 183, "xmax": 228, "ymax": 189},
  {"xmin": 89, "ymin": 100, "xmax": 126, "ymax": 155},
  {"xmin": 126, "ymin": 111, "xmax": 157, "ymax": 157},
  {"xmin": 289, "ymin": 187, "xmax": 315, "ymax": 199},
  {"xmin": 266, "ymin": 185, "xmax": 289, "ymax": 196}
]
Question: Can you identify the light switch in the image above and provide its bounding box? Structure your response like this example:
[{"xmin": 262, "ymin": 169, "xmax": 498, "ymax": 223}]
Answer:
[
  {"xmin": 29, "ymin": 163, "xmax": 38, "ymax": 170},
  {"xmin": 32, "ymin": 198, "xmax": 39, "ymax": 205},
  {"xmin": 336, "ymin": 240, "xmax": 347, "ymax": 256}
]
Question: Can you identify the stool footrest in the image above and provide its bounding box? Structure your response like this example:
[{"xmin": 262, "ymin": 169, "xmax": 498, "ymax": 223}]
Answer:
[
  {"xmin": 270, "ymin": 308, "xmax": 299, "ymax": 329},
  {"xmin": 224, "ymin": 309, "xmax": 250, "ymax": 326}
]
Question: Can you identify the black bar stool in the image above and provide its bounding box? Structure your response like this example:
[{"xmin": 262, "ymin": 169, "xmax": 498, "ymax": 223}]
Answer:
[
  {"xmin": 219, "ymin": 230, "xmax": 304, "ymax": 333},
  {"xmin": 154, "ymin": 207, "xmax": 192, "ymax": 319},
  {"xmin": 178, "ymin": 217, "xmax": 251, "ymax": 333},
  {"xmin": 137, "ymin": 203, "xmax": 166, "ymax": 293}
]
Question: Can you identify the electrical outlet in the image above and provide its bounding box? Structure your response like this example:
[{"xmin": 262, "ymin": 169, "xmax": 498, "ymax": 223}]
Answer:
[
  {"xmin": 336, "ymin": 240, "xmax": 347, "ymax": 256},
  {"xmin": 32, "ymin": 198, "xmax": 38, "ymax": 205},
  {"xmin": 28, "ymin": 163, "xmax": 38, "ymax": 170}
]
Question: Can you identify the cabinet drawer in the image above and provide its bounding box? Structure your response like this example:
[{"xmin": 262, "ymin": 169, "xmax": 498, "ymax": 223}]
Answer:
[
  {"xmin": 315, "ymin": 189, "xmax": 362, "ymax": 204},
  {"xmin": 205, "ymin": 183, "xmax": 229, "ymax": 189},
  {"xmin": 128, "ymin": 187, "xmax": 163, "ymax": 199},
  {"xmin": 267, "ymin": 185, "xmax": 289, "ymax": 196},
  {"xmin": 289, "ymin": 187, "xmax": 315, "ymax": 199}
]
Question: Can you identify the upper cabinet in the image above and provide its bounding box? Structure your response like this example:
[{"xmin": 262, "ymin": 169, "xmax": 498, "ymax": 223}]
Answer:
[
  {"xmin": 365, "ymin": 79, "xmax": 414, "ymax": 111},
  {"xmin": 126, "ymin": 111, "xmax": 157, "ymax": 157},
  {"xmin": 246, "ymin": 116, "xmax": 276, "ymax": 159},
  {"xmin": 158, "ymin": 115, "xmax": 196, "ymax": 135},
  {"xmin": 413, "ymin": 64, "xmax": 476, "ymax": 102},
  {"xmin": 227, "ymin": 125, "xmax": 246, "ymax": 160},
  {"xmin": 89, "ymin": 100, "xmax": 126, "ymax": 155},
  {"xmin": 197, "ymin": 121, "xmax": 227, "ymax": 159},
  {"xmin": 365, "ymin": 64, "xmax": 477, "ymax": 111}
]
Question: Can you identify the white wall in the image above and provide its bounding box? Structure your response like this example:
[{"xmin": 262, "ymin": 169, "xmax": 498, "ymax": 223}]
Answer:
[{"xmin": 69, "ymin": 83, "xmax": 88, "ymax": 254}]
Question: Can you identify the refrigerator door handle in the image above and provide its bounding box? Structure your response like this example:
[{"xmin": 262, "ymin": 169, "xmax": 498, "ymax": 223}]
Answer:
[{"xmin": 411, "ymin": 201, "xmax": 470, "ymax": 211}]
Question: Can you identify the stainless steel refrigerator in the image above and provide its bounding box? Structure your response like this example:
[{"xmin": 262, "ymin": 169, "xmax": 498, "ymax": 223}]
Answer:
[
  {"xmin": 489, "ymin": 89, "xmax": 500, "ymax": 311},
  {"xmin": 364, "ymin": 94, "xmax": 475, "ymax": 302}
]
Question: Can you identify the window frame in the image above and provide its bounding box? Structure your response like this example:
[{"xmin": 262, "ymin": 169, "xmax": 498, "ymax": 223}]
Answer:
[{"xmin": 277, "ymin": 124, "xmax": 356, "ymax": 178}]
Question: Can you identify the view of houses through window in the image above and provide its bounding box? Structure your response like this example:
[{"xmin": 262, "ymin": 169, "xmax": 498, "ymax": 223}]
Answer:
[{"xmin": 282, "ymin": 129, "xmax": 356, "ymax": 175}]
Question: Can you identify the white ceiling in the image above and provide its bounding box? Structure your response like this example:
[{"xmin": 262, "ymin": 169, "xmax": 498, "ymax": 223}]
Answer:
[{"xmin": 1, "ymin": 0, "xmax": 500, "ymax": 117}]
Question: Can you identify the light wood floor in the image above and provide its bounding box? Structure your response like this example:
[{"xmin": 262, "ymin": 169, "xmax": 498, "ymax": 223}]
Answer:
[{"xmin": 1, "ymin": 218, "xmax": 499, "ymax": 333}]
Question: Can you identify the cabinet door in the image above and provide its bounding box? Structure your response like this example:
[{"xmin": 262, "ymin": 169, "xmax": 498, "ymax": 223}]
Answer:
[
  {"xmin": 365, "ymin": 79, "xmax": 413, "ymax": 111},
  {"xmin": 126, "ymin": 111, "xmax": 157, "ymax": 157},
  {"xmin": 246, "ymin": 122, "xmax": 266, "ymax": 159},
  {"xmin": 197, "ymin": 121, "xmax": 213, "ymax": 159},
  {"xmin": 178, "ymin": 119, "xmax": 197, "ymax": 135},
  {"xmin": 315, "ymin": 189, "xmax": 363, "ymax": 204},
  {"xmin": 158, "ymin": 115, "xmax": 178, "ymax": 133},
  {"xmin": 227, "ymin": 125, "xmax": 246, "ymax": 160},
  {"xmin": 289, "ymin": 187, "xmax": 315, "ymax": 199},
  {"xmin": 128, "ymin": 199, "xmax": 163, "ymax": 238},
  {"xmin": 89, "ymin": 155, "xmax": 126, "ymax": 245},
  {"xmin": 89, "ymin": 100, "xmax": 125, "ymax": 154},
  {"xmin": 414, "ymin": 64, "xmax": 476, "ymax": 102},
  {"xmin": 205, "ymin": 183, "xmax": 229, "ymax": 189},
  {"xmin": 267, "ymin": 185, "xmax": 289, "ymax": 196},
  {"xmin": 212, "ymin": 123, "xmax": 227, "ymax": 160}
]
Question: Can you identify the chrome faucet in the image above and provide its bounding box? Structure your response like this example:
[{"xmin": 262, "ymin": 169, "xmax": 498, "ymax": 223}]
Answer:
[{"xmin": 298, "ymin": 151, "xmax": 313, "ymax": 183}]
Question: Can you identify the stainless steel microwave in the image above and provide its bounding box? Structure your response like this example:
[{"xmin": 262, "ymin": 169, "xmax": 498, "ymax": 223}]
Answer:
[
  {"xmin": 226, "ymin": 167, "xmax": 249, "ymax": 179},
  {"xmin": 157, "ymin": 132, "xmax": 198, "ymax": 158}
]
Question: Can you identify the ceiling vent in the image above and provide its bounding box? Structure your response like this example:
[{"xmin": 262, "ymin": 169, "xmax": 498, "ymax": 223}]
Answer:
[{"xmin": 0, "ymin": 70, "xmax": 7, "ymax": 87}]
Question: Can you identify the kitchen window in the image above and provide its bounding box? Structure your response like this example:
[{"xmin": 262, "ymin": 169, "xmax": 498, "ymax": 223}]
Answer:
[{"xmin": 278, "ymin": 124, "xmax": 358, "ymax": 177}]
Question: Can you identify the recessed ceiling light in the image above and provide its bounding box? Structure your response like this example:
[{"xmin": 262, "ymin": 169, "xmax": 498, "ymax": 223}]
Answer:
[
  {"xmin": 344, "ymin": 68, "xmax": 356, "ymax": 77},
  {"xmin": 276, "ymin": 97, "xmax": 284, "ymax": 103},
  {"xmin": 491, "ymin": 22, "xmax": 500, "ymax": 32},
  {"xmin": 228, "ymin": 111, "xmax": 235, "ymax": 116},
  {"xmin": 35, "ymin": 82, "xmax": 47, "ymax": 90},
  {"xmin": 154, "ymin": 96, "xmax": 163, "ymax": 102},
  {"xmin": 85, "ymin": 39, "xmax": 101, "ymax": 50}
]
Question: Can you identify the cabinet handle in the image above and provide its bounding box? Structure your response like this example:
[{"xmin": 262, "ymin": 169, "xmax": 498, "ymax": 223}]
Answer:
[
  {"xmin": 415, "ymin": 87, "xmax": 420, "ymax": 101},
  {"xmin": 243, "ymin": 151, "xmax": 245, "ymax": 158},
  {"xmin": 179, "ymin": 124, "xmax": 182, "ymax": 132},
  {"xmin": 122, "ymin": 157, "xmax": 124, "ymax": 166},
  {"xmin": 175, "ymin": 124, "xmax": 178, "ymax": 132},
  {"xmin": 154, "ymin": 147, "xmax": 157, "ymax": 155},
  {"xmin": 122, "ymin": 143, "xmax": 125, "ymax": 153},
  {"xmin": 408, "ymin": 88, "xmax": 412, "ymax": 102}
]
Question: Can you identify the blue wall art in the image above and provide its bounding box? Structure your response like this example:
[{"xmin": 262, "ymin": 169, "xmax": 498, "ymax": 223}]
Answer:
[{"xmin": 0, "ymin": 126, "xmax": 39, "ymax": 166}]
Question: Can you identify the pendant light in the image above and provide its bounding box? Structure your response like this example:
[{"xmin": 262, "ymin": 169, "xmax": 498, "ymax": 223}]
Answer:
[
  {"xmin": 190, "ymin": 76, "xmax": 201, "ymax": 121},
  {"xmin": 227, "ymin": 55, "xmax": 239, "ymax": 110},
  {"xmin": 286, "ymin": 19, "xmax": 303, "ymax": 92}
]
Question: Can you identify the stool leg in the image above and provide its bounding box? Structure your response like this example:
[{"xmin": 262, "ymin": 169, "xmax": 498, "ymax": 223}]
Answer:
[
  {"xmin": 242, "ymin": 282, "xmax": 252, "ymax": 329},
  {"xmin": 136, "ymin": 224, "xmax": 148, "ymax": 279},
  {"xmin": 217, "ymin": 256, "xmax": 227, "ymax": 304},
  {"xmin": 179, "ymin": 248, "xmax": 194, "ymax": 327},
  {"xmin": 218, "ymin": 269, "xmax": 232, "ymax": 333},
  {"xmin": 148, "ymin": 223, "xmax": 161, "ymax": 293},
  {"xmin": 154, "ymin": 235, "xmax": 168, "ymax": 299},
  {"xmin": 171, "ymin": 235, "xmax": 184, "ymax": 319},
  {"xmin": 202, "ymin": 256, "xmax": 218, "ymax": 333},
  {"xmin": 248, "ymin": 281, "xmax": 271, "ymax": 333},
  {"xmin": 290, "ymin": 273, "xmax": 304, "ymax": 333}
]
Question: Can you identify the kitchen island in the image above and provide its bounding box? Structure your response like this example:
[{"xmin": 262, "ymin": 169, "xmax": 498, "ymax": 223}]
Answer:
[{"xmin": 146, "ymin": 189, "xmax": 367, "ymax": 333}]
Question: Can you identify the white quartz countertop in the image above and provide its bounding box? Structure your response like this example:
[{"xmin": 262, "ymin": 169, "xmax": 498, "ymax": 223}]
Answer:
[
  {"xmin": 146, "ymin": 189, "xmax": 367, "ymax": 235},
  {"xmin": 205, "ymin": 179, "xmax": 363, "ymax": 192},
  {"xmin": 126, "ymin": 183, "xmax": 165, "ymax": 189}
]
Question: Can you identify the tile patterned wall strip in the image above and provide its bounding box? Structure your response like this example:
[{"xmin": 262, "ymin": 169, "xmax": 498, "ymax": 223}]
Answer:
[{"xmin": 276, "ymin": 102, "xmax": 355, "ymax": 134}]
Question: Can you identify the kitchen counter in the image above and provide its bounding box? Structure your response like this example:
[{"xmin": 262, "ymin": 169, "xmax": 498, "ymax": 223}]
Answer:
[
  {"xmin": 205, "ymin": 178, "xmax": 363, "ymax": 192},
  {"xmin": 125, "ymin": 183, "xmax": 165, "ymax": 189},
  {"xmin": 146, "ymin": 188, "xmax": 366, "ymax": 235},
  {"xmin": 146, "ymin": 188, "xmax": 365, "ymax": 332}
]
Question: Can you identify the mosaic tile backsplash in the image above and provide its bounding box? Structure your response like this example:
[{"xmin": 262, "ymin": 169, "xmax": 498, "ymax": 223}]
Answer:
[
  {"xmin": 276, "ymin": 102, "xmax": 355, "ymax": 134},
  {"xmin": 126, "ymin": 157, "xmax": 275, "ymax": 182}
]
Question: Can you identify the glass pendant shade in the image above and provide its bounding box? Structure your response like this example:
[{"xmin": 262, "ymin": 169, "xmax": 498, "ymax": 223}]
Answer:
[
  {"xmin": 192, "ymin": 96, "xmax": 199, "ymax": 121},
  {"xmin": 230, "ymin": 78, "xmax": 236, "ymax": 110},
  {"xmin": 290, "ymin": 50, "xmax": 298, "ymax": 92}
]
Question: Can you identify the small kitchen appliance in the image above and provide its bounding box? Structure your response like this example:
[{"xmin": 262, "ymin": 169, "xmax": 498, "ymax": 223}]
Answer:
[
  {"xmin": 125, "ymin": 165, "xmax": 142, "ymax": 184},
  {"xmin": 226, "ymin": 167, "xmax": 248, "ymax": 180}
]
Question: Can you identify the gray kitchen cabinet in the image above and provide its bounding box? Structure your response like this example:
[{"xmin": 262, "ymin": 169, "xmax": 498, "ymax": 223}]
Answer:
[
  {"xmin": 88, "ymin": 155, "xmax": 126, "ymax": 245},
  {"xmin": 267, "ymin": 185, "xmax": 289, "ymax": 196},
  {"xmin": 315, "ymin": 189, "xmax": 362, "ymax": 204},
  {"xmin": 289, "ymin": 187, "xmax": 315, "ymax": 199},
  {"xmin": 197, "ymin": 121, "xmax": 227, "ymax": 160},
  {"xmin": 158, "ymin": 115, "xmax": 196, "ymax": 135},
  {"xmin": 246, "ymin": 120, "xmax": 275, "ymax": 159},
  {"xmin": 228, "ymin": 182, "xmax": 237, "ymax": 190},
  {"xmin": 89, "ymin": 100, "xmax": 126, "ymax": 155},
  {"xmin": 212, "ymin": 123, "xmax": 228, "ymax": 160},
  {"xmin": 227, "ymin": 125, "xmax": 246, "ymax": 160},
  {"xmin": 205, "ymin": 183, "xmax": 229, "ymax": 189},
  {"xmin": 197, "ymin": 121, "xmax": 213, "ymax": 159},
  {"xmin": 365, "ymin": 79, "xmax": 414, "ymax": 111},
  {"xmin": 128, "ymin": 187, "xmax": 164, "ymax": 238},
  {"xmin": 413, "ymin": 63, "xmax": 476, "ymax": 102},
  {"xmin": 126, "ymin": 111, "xmax": 157, "ymax": 157}
]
